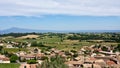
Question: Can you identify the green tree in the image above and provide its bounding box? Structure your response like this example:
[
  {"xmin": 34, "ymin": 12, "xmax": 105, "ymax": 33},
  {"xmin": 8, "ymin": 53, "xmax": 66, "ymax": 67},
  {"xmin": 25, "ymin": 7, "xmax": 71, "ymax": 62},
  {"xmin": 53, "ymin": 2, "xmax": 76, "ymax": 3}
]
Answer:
[
  {"xmin": 0, "ymin": 46, "xmax": 3, "ymax": 53},
  {"xmin": 38, "ymin": 55, "xmax": 68, "ymax": 68},
  {"xmin": 27, "ymin": 60, "xmax": 36, "ymax": 64},
  {"xmin": 31, "ymin": 41, "xmax": 38, "ymax": 47},
  {"xmin": 101, "ymin": 46, "xmax": 108, "ymax": 51},
  {"xmin": 114, "ymin": 44, "xmax": 120, "ymax": 52},
  {"xmin": 10, "ymin": 54, "xmax": 19, "ymax": 63}
]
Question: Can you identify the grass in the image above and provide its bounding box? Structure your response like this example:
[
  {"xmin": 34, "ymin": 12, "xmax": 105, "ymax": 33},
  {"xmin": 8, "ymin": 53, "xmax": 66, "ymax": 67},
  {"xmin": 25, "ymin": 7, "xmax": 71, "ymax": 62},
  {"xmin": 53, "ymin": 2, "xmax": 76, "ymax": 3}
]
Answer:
[
  {"xmin": 2, "ymin": 35, "xmax": 119, "ymax": 51},
  {"xmin": 3, "ymin": 48, "xmax": 28, "ymax": 53},
  {"xmin": 0, "ymin": 63, "xmax": 20, "ymax": 68}
]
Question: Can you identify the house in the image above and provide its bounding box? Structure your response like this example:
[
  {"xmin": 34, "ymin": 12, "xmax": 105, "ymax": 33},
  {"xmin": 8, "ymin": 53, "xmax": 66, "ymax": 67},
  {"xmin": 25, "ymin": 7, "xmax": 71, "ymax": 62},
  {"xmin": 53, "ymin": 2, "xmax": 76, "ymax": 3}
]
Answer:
[
  {"xmin": 20, "ymin": 53, "xmax": 44, "ymax": 61},
  {"xmin": 83, "ymin": 64, "xmax": 92, "ymax": 68},
  {"xmin": 106, "ymin": 60, "xmax": 116, "ymax": 66},
  {"xmin": 16, "ymin": 51, "xmax": 27, "ymax": 57},
  {"xmin": 33, "ymin": 48, "xmax": 41, "ymax": 54},
  {"xmin": 91, "ymin": 53, "xmax": 97, "ymax": 57},
  {"xmin": 95, "ymin": 59, "xmax": 106, "ymax": 67},
  {"xmin": 99, "ymin": 51, "xmax": 116, "ymax": 55},
  {"xmin": 29, "ymin": 48, "xmax": 41, "ymax": 54},
  {"xmin": 83, "ymin": 64, "xmax": 101, "ymax": 68},
  {"xmin": 51, "ymin": 48, "xmax": 61, "ymax": 53},
  {"xmin": 0, "ymin": 55, "xmax": 10, "ymax": 63},
  {"xmin": 0, "ymin": 57, "xmax": 10, "ymax": 63},
  {"xmin": 20, "ymin": 64, "xmax": 38, "ymax": 68},
  {"xmin": 65, "ymin": 61, "xmax": 83, "ymax": 68},
  {"xmin": 37, "ymin": 60, "xmax": 43, "ymax": 64},
  {"xmin": 93, "ymin": 64, "xmax": 101, "ymax": 68},
  {"xmin": 84, "ymin": 57, "xmax": 96, "ymax": 64},
  {"xmin": 74, "ymin": 56, "xmax": 84, "ymax": 62},
  {"xmin": 0, "ymin": 43, "xmax": 4, "ymax": 46},
  {"xmin": 27, "ymin": 43, "xmax": 31, "ymax": 47},
  {"xmin": 20, "ymin": 54, "xmax": 36, "ymax": 60},
  {"xmin": 6, "ymin": 44, "xmax": 14, "ymax": 48},
  {"xmin": 36, "ymin": 53, "xmax": 45, "ymax": 60}
]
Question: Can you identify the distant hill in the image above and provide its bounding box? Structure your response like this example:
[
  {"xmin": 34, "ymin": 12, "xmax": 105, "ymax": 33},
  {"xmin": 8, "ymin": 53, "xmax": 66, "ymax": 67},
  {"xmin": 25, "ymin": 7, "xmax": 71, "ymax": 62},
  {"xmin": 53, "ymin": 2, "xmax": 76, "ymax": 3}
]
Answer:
[
  {"xmin": 0, "ymin": 27, "xmax": 54, "ymax": 34},
  {"xmin": 0, "ymin": 27, "xmax": 120, "ymax": 34}
]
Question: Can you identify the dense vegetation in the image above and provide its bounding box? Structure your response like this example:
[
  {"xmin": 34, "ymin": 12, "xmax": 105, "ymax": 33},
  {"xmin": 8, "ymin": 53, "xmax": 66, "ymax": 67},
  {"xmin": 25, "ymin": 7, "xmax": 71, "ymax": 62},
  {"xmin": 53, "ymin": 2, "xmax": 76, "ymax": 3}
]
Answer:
[
  {"xmin": 67, "ymin": 33, "xmax": 120, "ymax": 42},
  {"xmin": 0, "ymin": 32, "xmax": 120, "ymax": 52},
  {"xmin": 37, "ymin": 55, "xmax": 68, "ymax": 68},
  {"xmin": 10, "ymin": 54, "xmax": 19, "ymax": 63},
  {"xmin": 1, "ymin": 32, "xmax": 120, "ymax": 43},
  {"xmin": 0, "ymin": 32, "xmax": 40, "ymax": 37},
  {"xmin": 27, "ymin": 59, "xmax": 37, "ymax": 64},
  {"xmin": 0, "ymin": 32, "xmax": 120, "ymax": 68}
]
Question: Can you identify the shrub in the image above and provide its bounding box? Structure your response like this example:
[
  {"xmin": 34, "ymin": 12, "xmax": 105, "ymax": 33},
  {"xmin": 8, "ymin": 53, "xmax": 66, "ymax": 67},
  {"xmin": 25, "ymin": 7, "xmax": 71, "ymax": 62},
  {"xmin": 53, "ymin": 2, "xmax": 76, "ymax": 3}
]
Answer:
[{"xmin": 27, "ymin": 60, "xmax": 37, "ymax": 64}]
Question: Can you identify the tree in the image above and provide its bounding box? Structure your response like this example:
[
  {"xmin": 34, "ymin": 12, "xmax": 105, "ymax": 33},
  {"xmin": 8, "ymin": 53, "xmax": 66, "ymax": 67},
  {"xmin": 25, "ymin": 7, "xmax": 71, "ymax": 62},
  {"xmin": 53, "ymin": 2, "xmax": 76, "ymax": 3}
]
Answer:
[
  {"xmin": 114, "ymin": 44, "xmax": 120, "ymax": 52},
  {"xmin": 0, "ymin": 46, "xmax": 3, "ymax": 51},
  {"xmin": 27, "ymin": 60, "xmax": 36, "ymax": 64},
  {"xmin": 31, "ymin": 41, "xmax": 45, "ymax": 47},
  {"xmin": 101, "ymin": 46, "xmax": 108, "ymax": 51},
  {"xmin": 31, "ymin": 41, "xmax": 38, "ymax": 47},
  {"xmin": 38, "ymin": 42, "xmax": 45, "ymax": 47},
  {"xmin": 10, "ymin": 54, "xmax": 19, "ymax": 63},
  {"xmin": 37, "ymin": 55, "xmax": 68, "ymax": 68}
]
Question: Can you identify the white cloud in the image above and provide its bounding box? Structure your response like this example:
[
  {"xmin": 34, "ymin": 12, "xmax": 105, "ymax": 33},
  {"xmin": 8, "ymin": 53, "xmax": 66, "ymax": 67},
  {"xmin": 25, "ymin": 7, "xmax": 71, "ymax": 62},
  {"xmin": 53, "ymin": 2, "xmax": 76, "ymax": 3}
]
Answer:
[{"xmin": 0, "ymin": 0, "xmax": 120, "ymax": 16}]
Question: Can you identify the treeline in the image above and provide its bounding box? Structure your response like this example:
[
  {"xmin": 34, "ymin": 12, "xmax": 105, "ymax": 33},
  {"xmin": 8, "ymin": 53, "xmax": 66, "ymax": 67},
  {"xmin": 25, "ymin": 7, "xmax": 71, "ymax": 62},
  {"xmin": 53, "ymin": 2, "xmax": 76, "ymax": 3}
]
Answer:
[
  {"xmin": 0, "ymin": 32, "xmax": 41, "ymax": 37},
  {"xmin": 0, "ymin": 32, "xmax": 120, "ymax": 42},
  {"xmin": 0, "ymin": 32, "xmax": 65, "ymax": 38},
  {"xmin": 67, "ymin": 33, "xmax": 120, "ymax": 43}
]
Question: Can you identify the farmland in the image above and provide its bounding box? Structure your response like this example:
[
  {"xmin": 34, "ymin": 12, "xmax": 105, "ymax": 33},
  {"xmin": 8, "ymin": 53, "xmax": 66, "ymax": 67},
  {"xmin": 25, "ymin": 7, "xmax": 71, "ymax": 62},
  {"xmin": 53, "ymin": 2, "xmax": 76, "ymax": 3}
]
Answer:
[
  {"xmin": 0, "ymin": 63, "xmax": 20, "ymax": 68},
  {"xmin": 0, "ymin": 32, "xmax": 120, "ymax": 52},
  {"xmin": 0, "ymin": 32, "xmax": 120, "ymax": 68}
]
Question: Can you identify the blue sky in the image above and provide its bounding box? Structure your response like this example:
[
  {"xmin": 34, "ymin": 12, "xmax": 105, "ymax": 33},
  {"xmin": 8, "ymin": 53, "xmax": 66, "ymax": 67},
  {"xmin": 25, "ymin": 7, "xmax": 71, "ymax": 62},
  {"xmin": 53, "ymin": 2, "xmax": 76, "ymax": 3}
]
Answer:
[{"xmin": 0, "ymin": 0, "xmax": 120, "ymax": 30}]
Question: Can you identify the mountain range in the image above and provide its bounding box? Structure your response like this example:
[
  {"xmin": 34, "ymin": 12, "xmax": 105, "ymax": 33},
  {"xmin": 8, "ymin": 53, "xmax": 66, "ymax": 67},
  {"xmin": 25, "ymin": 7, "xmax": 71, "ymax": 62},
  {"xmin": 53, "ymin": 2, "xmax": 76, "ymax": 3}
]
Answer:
[{"xmin": 0, "ymin": 27, "xmax": 120, "ymax": 34}]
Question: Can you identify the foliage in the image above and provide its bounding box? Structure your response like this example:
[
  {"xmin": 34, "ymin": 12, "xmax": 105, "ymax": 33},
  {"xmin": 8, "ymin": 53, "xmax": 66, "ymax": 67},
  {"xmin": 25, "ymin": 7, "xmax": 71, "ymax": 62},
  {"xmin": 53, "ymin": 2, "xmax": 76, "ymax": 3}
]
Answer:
[
  {"xmin": 113, "ymin": 44, "xmax": 120, "ymax": 52},
  {"xmin": 27, "ymin": 60, "xmax": 37, "ymax": 64},
  {"xmin": 31, "ymin": 41, "xmax": 45, "ymax": 47},
  {"xmin": 31, "ymin": 41, "xmax": 54, "ymax": 51},
  {"xmin": 101, "ymin": 46, "xmax": 108, "ymax": 51},
  {"xmin": 0, "ymin": 46, "xmax": 3, "ymax": 51},
  {"xmin": 0, "ymin": 32, "xmax": 40, "ymax": 37},
  {"xmin": 67, "ymin": 33, "xmax": 120, "ymax": 43},
  {"xmin": 1, "ymin": 32, "xmax": 120, "ymax": 52},
  {"xmin": 38, "ymin": 55, "xmax": 68, "ymax": 68},
  {"xmin": 10, "ymin": 54, "xmax": 19, "ymax": 63}
]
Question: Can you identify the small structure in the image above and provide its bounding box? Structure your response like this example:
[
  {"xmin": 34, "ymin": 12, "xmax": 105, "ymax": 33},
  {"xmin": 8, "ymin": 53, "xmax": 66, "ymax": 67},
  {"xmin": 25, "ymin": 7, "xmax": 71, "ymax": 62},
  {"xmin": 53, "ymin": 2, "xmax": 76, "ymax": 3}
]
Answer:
[
  {"xmin": 0, "ymin": 55, "xmax": 10, "ymax": 63},
  {"xmin": 65, "ymin": 61, "xmax": 83, "ymax": 68},
  {"xmin": 6, "ymin": 44, "xmax": 14, "ymax": 48},
  {"xmin": 0, "ymin": 43, "xmax": 4, "ymax": 46},
  {"xmin": 20, "ymin": 54, "xmax": 35, "ymax": 60}
]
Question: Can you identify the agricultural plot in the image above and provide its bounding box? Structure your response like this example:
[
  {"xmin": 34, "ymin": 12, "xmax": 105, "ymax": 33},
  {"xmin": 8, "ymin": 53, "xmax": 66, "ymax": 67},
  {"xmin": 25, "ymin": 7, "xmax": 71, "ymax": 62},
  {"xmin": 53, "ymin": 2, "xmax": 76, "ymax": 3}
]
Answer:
[{"xmin": 0, "ymin": 63, "xmax": 20, "ymax": 68}]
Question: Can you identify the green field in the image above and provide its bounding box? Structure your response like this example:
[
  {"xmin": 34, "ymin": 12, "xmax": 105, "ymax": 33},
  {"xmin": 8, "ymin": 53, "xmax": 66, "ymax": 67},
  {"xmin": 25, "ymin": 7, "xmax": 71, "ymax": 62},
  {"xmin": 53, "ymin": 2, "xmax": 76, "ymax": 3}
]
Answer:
[
  {"xmin": 0, "ymin": 63, "xmax": 20, "ymax": 68},
  {"xmin": 3, "ymin": 48, "xmax": 28, "ymax": 53},
  {"xmin": 1, "ymin": 34, "xmax": 119, "ymax": 52}
]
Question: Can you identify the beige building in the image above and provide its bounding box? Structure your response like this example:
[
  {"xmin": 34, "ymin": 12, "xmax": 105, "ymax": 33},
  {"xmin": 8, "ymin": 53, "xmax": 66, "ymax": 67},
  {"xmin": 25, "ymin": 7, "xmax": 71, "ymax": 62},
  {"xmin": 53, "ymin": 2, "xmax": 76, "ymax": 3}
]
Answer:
[{"xmin": 0, "ymin": 55, "xmax": 10, "ymax": 63}]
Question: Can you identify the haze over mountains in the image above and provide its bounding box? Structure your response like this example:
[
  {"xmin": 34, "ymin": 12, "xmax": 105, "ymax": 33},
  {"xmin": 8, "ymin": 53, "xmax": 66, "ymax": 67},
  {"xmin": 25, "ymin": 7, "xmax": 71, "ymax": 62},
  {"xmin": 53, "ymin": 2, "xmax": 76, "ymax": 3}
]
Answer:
[
  {"xmin": 0, "ymin": 27, "xmax": 53, "ymax": 34},
  {"xmin": 0, "ymin": 27, "xmax": 120, "ymax": 34}
]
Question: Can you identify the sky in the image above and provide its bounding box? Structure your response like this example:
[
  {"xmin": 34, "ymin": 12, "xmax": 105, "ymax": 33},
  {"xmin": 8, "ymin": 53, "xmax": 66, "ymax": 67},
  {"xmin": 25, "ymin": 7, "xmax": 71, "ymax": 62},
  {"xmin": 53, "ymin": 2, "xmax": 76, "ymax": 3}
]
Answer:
[{"xmin": 0, "ymin": 0, "xmax": 120, "ymax": 30}]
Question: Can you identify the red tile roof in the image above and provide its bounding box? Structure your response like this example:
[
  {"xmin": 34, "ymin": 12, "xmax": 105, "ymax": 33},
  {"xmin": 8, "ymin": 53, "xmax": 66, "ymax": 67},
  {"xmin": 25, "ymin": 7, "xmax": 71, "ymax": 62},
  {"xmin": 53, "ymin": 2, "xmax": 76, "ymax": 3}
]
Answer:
[
  {"xmin": 106, "ymin": 60, "xmax": 116, "ymax": 65},
  {"xmin": 0, "ymin": 57, "xmax": 10, "ymax": 61}
]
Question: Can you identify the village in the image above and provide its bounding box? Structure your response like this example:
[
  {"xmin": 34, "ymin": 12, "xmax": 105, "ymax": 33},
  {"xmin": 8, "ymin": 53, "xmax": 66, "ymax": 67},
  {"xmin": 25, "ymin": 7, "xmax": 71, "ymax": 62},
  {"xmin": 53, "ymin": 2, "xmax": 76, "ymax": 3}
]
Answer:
[
  {"xmin": 0, "ymin": 0, "xmax": 120, "ymax": 68},
  {"xmin": 0, "ymin": 39, "xmax": 120, "ymax": 68}
]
